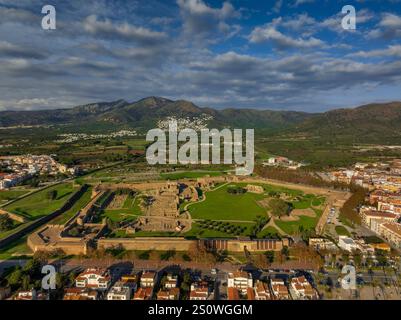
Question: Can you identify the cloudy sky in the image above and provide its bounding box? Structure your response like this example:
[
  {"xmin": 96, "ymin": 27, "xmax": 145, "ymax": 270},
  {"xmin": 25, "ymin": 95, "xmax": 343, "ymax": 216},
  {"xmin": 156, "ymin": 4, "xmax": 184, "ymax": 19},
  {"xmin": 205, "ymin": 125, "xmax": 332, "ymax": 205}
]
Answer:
[{"xmin": 0, "ymin": 0, "xmax": 401, "ymax": 112}]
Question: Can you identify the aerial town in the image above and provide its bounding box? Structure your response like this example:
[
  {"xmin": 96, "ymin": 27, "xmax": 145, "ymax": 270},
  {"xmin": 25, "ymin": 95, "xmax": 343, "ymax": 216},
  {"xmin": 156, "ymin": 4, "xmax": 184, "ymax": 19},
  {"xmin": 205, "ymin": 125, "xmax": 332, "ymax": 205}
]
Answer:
[
  {"xmin": 1, "ymin": 153, "xmax": 401, "ymax": 301},
  {"xmin": 0, "ymin": 155, "xmax": 78, "ymax": 189}
]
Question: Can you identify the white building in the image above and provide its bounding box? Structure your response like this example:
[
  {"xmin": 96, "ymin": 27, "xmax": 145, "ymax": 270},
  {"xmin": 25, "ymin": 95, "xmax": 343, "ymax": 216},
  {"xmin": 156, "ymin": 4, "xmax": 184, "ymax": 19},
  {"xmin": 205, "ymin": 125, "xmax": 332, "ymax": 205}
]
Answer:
[
  {"xmin": 290, "ymin": 276, "xmax": 317, "ymax": 300},
  {"xmin": 107, "ymin": 281, "xmax": 132, "ymax": 300},
  {"xmin": 140, "ymin": 271, "xmax": 157, "ymax": 288},
  {"xmin": 338, "ymin": 236, "xmax": 358, "ymax": 252},
  {"xmin": 227, "ymin": 271, "xmax": 253, "ymax": 295},
  {"xmin": 190, "ymin": 282, "xmax": 212, "ymax": 300},
  {"xmin": 164, "ymin": 274, "xmax": 178, "ymax": 289},
  {"xmin": 75, "ymin": 268, "xmax": 111, "ymax": 290}
]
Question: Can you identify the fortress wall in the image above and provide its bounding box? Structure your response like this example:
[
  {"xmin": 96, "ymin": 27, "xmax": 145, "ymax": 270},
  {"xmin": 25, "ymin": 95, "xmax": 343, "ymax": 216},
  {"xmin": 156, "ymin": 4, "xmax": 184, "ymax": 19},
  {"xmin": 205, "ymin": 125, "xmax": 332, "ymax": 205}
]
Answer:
[
  {"xmin": 0, "ymin": 185, "xmax": 89, "ymax": 250},
  {"xmin": 98, "ymin": 237, "xmax": 290, "ymax": 252},
  {"xmin": 0, "ymin": 209, "xmax": 27, "ymax": 223},
  {"xmin": 98, "ymin": 237, "xmax": 195, "ymax": 251}
]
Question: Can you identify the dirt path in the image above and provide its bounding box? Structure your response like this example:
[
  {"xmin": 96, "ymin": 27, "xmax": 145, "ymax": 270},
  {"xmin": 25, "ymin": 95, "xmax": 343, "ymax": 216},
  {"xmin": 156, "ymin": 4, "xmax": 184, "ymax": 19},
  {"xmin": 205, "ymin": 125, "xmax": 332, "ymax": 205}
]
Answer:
[{"xmin": 262, "ymin": 216, "xmax": 286, "ymax": 235}]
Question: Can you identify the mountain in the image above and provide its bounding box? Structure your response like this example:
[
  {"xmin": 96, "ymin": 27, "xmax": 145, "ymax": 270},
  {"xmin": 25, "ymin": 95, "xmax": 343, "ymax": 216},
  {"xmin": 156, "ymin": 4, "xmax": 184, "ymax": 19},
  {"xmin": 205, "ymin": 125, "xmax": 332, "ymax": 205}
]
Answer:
[
  {"xmin": 0, "ymin": 96, "xmax": 312, "ymax": 131},
  {"xmin": 1, "ymin": 98, "xmax": 401, "ymax": 142},
  {"xmin": 292, "ymin": 101, "xmax": 401, "ymax": 142}
]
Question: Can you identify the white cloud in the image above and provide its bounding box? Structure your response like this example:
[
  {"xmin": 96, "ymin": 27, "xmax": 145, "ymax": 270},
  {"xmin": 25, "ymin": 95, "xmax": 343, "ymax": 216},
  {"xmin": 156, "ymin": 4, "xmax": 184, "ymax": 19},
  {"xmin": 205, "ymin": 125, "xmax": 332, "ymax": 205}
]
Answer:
[
  {"xmin": 177, "ymin": 0, "xmax": 241, "ymax": 40},
  {"xmin": 249, "ymin": 25, "xmax": 325, "ymax": 49},
  {"xmin": 83, "ymin": 15, "xmax": 168, "ymax": 45},
  {"xmin": 367, "ymin": 13, "xmax": 401, "ymax": 39},
  {"xmin": 351, "ymin": 45, "xmax": 401, "ymax": 58}
]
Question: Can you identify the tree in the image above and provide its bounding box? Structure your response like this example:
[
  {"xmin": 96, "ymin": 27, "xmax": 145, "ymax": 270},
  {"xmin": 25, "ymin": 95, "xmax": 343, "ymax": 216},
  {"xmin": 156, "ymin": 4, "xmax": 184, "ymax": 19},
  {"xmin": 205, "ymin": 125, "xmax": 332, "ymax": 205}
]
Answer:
[
  {"xmin": 21, "ymin": 274, "xmax": 31, "ymax": 290},
  {"xmin": 7, "ymin": 268, "xmax": 23, "ymax": 287},
  {"xmin": 265, "ymin": 251, "xmax": 275, "ymax": 265},
  {"xmin": 23, "ymin": 258, "xmax": 42, "ymax": 277},
  {"xmin": 47, "ymin": 190, "xmax": 58, "ymax": 200},
  {"xmin": 281, "ymin": 246, "xmax": 290, "ymax": 260},
  {"xmin": 269, "ymin": 198, "xmax": 291, "ymax": 217},
  {"xmin": 0, "ymin": 214, "xmax": 13, "ymax": 231}
]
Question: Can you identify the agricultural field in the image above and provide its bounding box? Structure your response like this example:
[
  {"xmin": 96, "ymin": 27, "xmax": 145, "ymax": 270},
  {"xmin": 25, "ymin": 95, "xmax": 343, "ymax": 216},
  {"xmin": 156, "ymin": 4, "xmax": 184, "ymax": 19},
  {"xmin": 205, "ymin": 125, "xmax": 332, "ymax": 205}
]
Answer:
[{"xmin": 4, "ymin": 183, "xmax": 77, "ymax": 220}]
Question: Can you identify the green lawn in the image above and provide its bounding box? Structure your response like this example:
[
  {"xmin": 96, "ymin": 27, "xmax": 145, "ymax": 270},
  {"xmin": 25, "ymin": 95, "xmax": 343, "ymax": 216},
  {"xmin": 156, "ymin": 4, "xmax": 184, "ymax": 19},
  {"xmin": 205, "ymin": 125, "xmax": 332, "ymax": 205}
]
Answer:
[
  {"xmin": 0, "ymin": 220, "xmax": 24, "ymax": 239},
  {"xmin": 109, "ymin": 230, "xmax": 180, "ymax": 238},
  {"xmin": 0, "ymin": 235, "xmax": 32, "ymax": 259},
  {"xmin": 185, "ymin": 221, "xmax": 254, "ymax": 238},
  {"xmin": 257, "ymin": 226, "xmax": 281, "ymax": 238},
  {"xmin": 98, "ymin": 195, "xmax": 143, "ymax": 223},
  {"xmin": 0, "ymin": 189, "xmax": 31, "ymax": 204},
  {"xmin": 52, "ymin": 186, "xmax": 93, "ymax": 225},
  {"xmin": 335, "ymin": 225, "xmax": 351, "ymax": 236},
  {"xmin": 275, "ymin": 209, "xmax": 323, "ymax": 235},
  {"xmin": 188, "ymin": 184, "xmax": 267, "ymax": 221},
  {"xmin": 4, "ymin": 183, "xmax": 76, "ymax": 220},
  {"xmin": 160, "ymin": 171, "xmax": 226, "ymax": 180}
]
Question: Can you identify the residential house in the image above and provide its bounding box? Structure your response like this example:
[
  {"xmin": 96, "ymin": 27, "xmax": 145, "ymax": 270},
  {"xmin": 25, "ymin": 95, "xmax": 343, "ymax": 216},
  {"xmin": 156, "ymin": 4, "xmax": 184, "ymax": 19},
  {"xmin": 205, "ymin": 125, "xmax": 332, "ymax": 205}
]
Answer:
[
  {"xmin": 133, "ymin": 287, "xmax": 152, "ymax": 300},
  {"xmin": 227, "ymin": 287, "xmax": 240, "ymax": 300},
  {"xmin": 140, "ymin": 271, "xmax": 157, "ymax": 288},
  {"xmin": 157, "ymin": 288, "xmax": 180, "ymax": 300},
  {"xmin": 63, "ymin": 287, "xmax": 98, "ymax": 300},
  {"xmin": 270, "ymin": 279, "xmax": 290, "ymax": 300},
  {"xmin": 254, "ymin": 280, "xmax": 272, "ymax": 300},
  {"xmin": 290, "ymin": 276, "xmax": 318, "ymax": 300},
  {"xmin": 75, "ymin": 268, "xmax": 111, "ymax": 290},
  {"xmin": 190, "ymin": 282, "xmax": 212, "ymax": 300},
  {"xmin": 107, "ymin": 281, "xmax": 132, "ymax": 300}
]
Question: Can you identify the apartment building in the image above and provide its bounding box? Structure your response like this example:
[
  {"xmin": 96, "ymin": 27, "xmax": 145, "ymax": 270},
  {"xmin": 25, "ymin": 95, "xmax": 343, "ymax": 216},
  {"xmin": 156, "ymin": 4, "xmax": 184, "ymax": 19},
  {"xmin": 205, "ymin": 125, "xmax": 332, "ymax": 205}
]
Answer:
[
  {"xmin": 140, "ymin": 271, "xmax": 157, "ymax": 288},
  {"xmin": 378, "ymin": 222, "xmax": 401, "ymax": 250},
  {"xmin": 107, "ymin": 281, "xmax": 132, "ymax": 300},
  {"xmin": 227, "ymin": 271, "xmax": 253, "ymax": 295}
]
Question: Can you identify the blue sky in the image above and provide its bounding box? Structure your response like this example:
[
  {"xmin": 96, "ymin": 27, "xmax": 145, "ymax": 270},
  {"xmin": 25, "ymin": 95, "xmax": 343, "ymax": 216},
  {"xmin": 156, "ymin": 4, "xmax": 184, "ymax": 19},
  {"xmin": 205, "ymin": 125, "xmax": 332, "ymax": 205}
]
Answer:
[{"xmin": 0, "ymin": 0, "xmax": 401, "ymax": 112}]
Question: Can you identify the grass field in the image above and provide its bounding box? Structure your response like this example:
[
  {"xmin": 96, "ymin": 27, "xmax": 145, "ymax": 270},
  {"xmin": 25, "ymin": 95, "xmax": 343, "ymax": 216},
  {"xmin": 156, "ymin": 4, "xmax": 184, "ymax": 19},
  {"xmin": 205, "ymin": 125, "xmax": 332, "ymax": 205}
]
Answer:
[
  {"xmin": 257, "ymin": 226, "xmax": 281, "ymax": 238},
  {"xmin": 109, "ymin": 229, "xmax": 180, "ymax": 238},
  {"xmin": 188, "ymin": 183, "xmax": 267, "ymax": 221},
  {"xmin": 98, "ymin": 195, "xmax": 143, "ymax": 223},
  {"xmin": 160, "ymin": 171, "xmax": 226, "ymax": 180},
  {"xmin": 185, "ymin": 221, "xmax": 254, "ymax": 238},
  {"xmin": 52, "ymin": 186, "xmax": 93, "ymax": 225},
  {"xmin": 4, "ymin": 183, "xmax": 76, "ymax": 220},
  {"xmin": 0, "ymin": 234, "xmax": 32, "ymax": 259},
  {"xmin": 0, "ymin": 189, "xmax": 32, "ymax": 204},
  {"xmin": 275, "ymin": 208, "xmax": 323, "ymax": 235},
  {"xmin": 335, "ymin": 225, "xmax": 351, "ymax": 236}
]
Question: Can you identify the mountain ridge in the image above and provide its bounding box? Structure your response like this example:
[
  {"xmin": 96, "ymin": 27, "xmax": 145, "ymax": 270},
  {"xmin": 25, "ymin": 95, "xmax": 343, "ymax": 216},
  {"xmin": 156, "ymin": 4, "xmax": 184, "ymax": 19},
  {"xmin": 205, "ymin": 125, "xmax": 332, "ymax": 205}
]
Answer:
[{"xmin": 1, "ymin": 98, "xmax": 401, "ymax": 142}]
